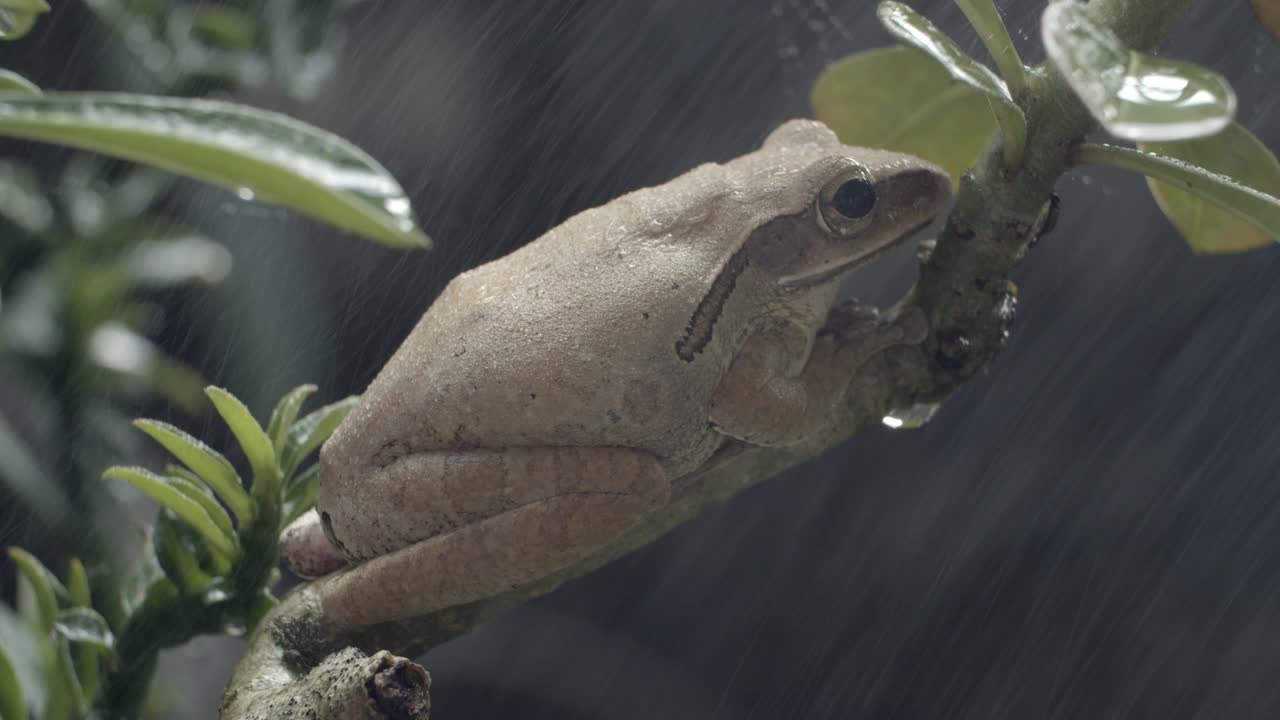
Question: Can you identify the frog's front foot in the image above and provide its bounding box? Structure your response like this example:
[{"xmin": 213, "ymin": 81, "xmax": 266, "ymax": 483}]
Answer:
[{"xmin": 280, "ymin": 509, "xmax": 350, "ymax": 579}]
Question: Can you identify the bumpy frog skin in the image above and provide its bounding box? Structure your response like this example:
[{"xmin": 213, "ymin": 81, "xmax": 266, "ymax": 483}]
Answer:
[{"xmin": 281, "ymin": 119, "xmax": 951, "ymax": 627}]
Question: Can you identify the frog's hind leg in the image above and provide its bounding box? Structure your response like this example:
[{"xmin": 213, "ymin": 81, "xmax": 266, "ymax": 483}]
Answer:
[{"xmin": 319, "ymin": 446, "xmax": 670, "ymax": 628}]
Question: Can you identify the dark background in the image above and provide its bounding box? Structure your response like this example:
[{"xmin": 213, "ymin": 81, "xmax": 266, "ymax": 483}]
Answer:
[{"xmin": 4, "ymin": 1, "xmax": 1280, "ymax": 717}]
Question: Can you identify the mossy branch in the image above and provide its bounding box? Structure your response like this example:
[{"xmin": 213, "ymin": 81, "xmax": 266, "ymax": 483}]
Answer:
[{"xmin": 220, "ymin": 1, "xmax": 1192, "ymax": 716}]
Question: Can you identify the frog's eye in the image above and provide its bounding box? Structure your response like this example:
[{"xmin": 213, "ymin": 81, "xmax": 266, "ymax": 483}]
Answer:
[{"xmin": 817, "ymin": 169, "xmax": 877, "ymax": 236}]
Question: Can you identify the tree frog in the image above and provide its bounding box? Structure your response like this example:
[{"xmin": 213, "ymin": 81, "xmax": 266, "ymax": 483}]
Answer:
[{"xmin": 281, "ymin": 119, "xmax": 951, "ymax": 627}]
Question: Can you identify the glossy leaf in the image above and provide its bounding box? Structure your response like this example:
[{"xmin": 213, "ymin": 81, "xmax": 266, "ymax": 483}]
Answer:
[
  {"xmin": 133, "ymin": 418, "xmax": 252, "ymax": 522},
  {"xmin": 1075, "ymin": 142, "xmax": 1280, "ymax": 252},
  {"xmin": 53, "ymin": 608, "xmax": 114, "ymax": 653},
  {"xmin": 1138, "ymin": 123, "xmax": 1280, "ymax": 252},
  {"xmin": 283, "ymin": 463, "xmax": 320, "ymax": 527},
  {"xmin": 0, "ymin": 641, "xmax": 21, "ymax": 720},
  {"xmin": 267, "ymin": 384, "xmax": 318, "ymax": 455},
  {"xmin": 280, "ymin": 396, "xmax": 357, "ymax": 479},
  {"xmin": 1042, "ymin": 2, "xmax": 1236, "ymax": 141},
  {"xmin": 206, "ymin": 386, "xmax": 279, "ymax": 493},
  {"xmin": 813, "ymin": 46, "xmax": 996, "ymax": 186},
  {"xmin": 0, "ymin": 93, "xmax": 429, "ymax": 248},
  {"xmin": 876, "ymin": 1, "xmax": 1024, "ymax": 165},
  {"xmin": 1253, "ymin": 0, "xmax": 1280, "ymax": 42},
  {"xmin": 877, "ymin": 2, "xmax": 1012, "ymax": 104},
  {"xmin": 0, "ymin": 0, "xmax": 49, "ymax": 40},
  {"xmin": 6, "ymin": 547, "xmax": 64, "ymax": 631},
  {"xmin": 955, "ymin": 0, "xmax": 1026, "ymax": 94},
  {"xmin": 0, "ymin": 68, "xmax": 39, "ymax": 95},
  {"xmin": 153, "ymin": 509, "xmax": 216, "ymax": 590},
  {"xmin": 102, "ymin": 466, "xmax": 237, "ymax": 558}
]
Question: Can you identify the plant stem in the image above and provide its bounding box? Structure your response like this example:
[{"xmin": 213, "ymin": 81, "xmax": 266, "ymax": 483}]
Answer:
[{"xmin": 957, "ymin": 0, "xmax": 1028, "ymax": 96}]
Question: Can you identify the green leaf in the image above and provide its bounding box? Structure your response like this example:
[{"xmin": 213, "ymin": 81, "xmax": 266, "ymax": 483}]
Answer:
[
  {"xmin": 283, "ymin": 463, "xmax": 320, "ymax": 527},
  {"xmin": 0, "ymin": 605, "xmax": 44, "ymax": 718},
  {"xmin": 266, "ymin": 384, "xmax": 318, "ymax": 456},
  {"xmin": 49, "ymin": 635, "xmax": 84, "ymax": 719},
  {"xmin": 7, "ymin": 547, "xmax": 66, "ymax": 631},
  {"xmin": 876, "ymin": 1, "xmax": 1025, "ymax": 166},
  {"xmin": 955, "ymin": 0, "xmax": 1026, "ymax": 95},
  {"xmin": 205, "ymin": 386, "xmax": 280, "ymax": 494},
  {"xmin": 0, "ymin": 0, "xmax": 50, "ymax": 40},
  {"xmin": 813, "ymin": 46, "xmax": 996, "ymax": 187},
  {"xmin": 1137, "ymin": 123, "xmax": 1280, "ymax": 253},
  {"xmin": 133, "ymin": 418, "xmax": 252, "ymax": 523},
  {"xmin": 64, "ymin": 559, "xmax": 100, "ymax": 703},
  {"xmin": 0, "ymin": 68, "xmax": 39, "ymax": 95},
  {"xmin": 1041, "ymin": 2, "xmax": 1236, "ymax": 142},
  {"xmin": 0, "ymin": 93, "xmax": 430, "ymax": 249},
  {"xmin": 280, "ymin": 396, "xmax": 357, "ymax": 479},
  {"xmin": 53, "ymin": 608, "xmax": 114, "ymax": 653},
  {"xmin": 1255, "ymin": 0, "xmax": 1280, "ymax": 42},
  {"xmin": 0, "ymin": 641, "xmax": 23, "ymax": 720},
  {"xmin": 153, "ymin": 509, "xmax": 216, "ymax": 591},
  {"xmin": 1074, "ymin": 142, "xmax": 1280, "ymax": 252},
  {"xmin": 190, "ymin": 5, "xmax": 257, "ymax": 49},
  {"xmin": 166, "ymin": 470, "xmax": 236, "ymax": 540},
  {"xmin": 102, "ymin": 466, "xmax": 237, "ymax": 558}
]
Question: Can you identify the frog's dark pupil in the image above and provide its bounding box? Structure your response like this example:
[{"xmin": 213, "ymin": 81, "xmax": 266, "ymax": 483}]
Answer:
[{"xmin": 832, "ymin": 178, "xmax": 876, "ymax": 219}]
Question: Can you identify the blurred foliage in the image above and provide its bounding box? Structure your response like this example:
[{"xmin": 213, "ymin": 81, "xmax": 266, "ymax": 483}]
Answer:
[
  {"xmin": 0, "ymin": 1, "xmax": 413, "ymax": 716},
  {"xmin": 813, "ymin": 0, "xmax": 1280, "ymax": 254},
  {"xmin": 2, "ymin": 385, "xmax": 352, "ymax": 719}
]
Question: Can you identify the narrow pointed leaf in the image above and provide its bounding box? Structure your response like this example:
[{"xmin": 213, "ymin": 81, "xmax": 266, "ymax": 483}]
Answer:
[
  {"xmin": 1042, "ymin": 2, "xmax": 1236, "ymax": 141},
  {"xmin": 281, "ymin": 396, "xmax": 357, "ymax": 479},
  {"xmin": 266, "ymin": 384, "xmax": 317, "ymax": 455},
  {"xmin": 51, "ymin": 635, "xmax": 85, "ymax": 718},
  {"xmin": 1075, "ymin": 142, "xmax": 1280, "ymax": 251},
  {"xmin": 167, "ymin": 471, "xmax": 236, "ymax": 539},
  {"xmin": 813, "ymin": 46, "xmax": 997, "ymax": 186},
  {"xmin": 65, "ymin": 559, "xmax": 99, "ymax": 701},
  {"xmin": 0, "ymin": 93, "xmax": 429, "ymax": 248},
  {"xmin": 0, "ymin": 69, "xmax": 39, "ymax": 95},
  {"xmin": 283, "ymin": 463, "xmax": 320, "ymax": 527},
  {"xmin": 955, "ymin": 0, "xmax": 1026, "ymax": 94},
  {"xmin": 205, "ymin": 386, "xmax": 279, "ymax": 493},
  {"xmin": 133, "ymin": 418, "xmax": 251, "ymax": 522},
  {"xmin": 102, "ymin": 466, "xmax": 237, "ymax": 558},
  {"xmin": 53, "ymin": 608, "xmax": 114, "ymax": 653},
  {"xmin": 1137, "ymin": 123, "xmax": 1280, "ymax": 252},
  {"xmin": 0, "ymin": 0, "xmax": 50, "ymax": 40},
  {"xmin": 0, "ymin": 641, "xmax": 21, "ymax": 720},
  {"xmin": 7, "ymin": 547, "xmax": 66, "ymax": 630},
  {"xmin": 153, "ymin": 509, "xmax": 217, "ymax": 591}
]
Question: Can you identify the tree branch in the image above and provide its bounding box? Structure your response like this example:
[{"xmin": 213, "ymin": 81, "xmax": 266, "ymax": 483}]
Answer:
[{"xmin": 220, "ymin": 1, "xmax": 1192, "ymax": 716}]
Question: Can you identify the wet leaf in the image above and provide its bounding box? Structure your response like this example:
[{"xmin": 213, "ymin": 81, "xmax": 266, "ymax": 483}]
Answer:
[
  {"xmin": 1075, "ymin": 142, "xmax": 1280, "ymax": 252},
  {"xmin": 267, "ymin": 384, "xmax": 318, "ymax": 455},
  {"xmin": 133, "ymin": 418, "xmax": 252, "ymax": 522},
  {"xmin": 167, "ymin": 470, "xmax": 236, "ymax": 539},
  {"xmin": 1254, "ymin": 0, "xmax": 1280, "ymax": 42},
  {"xmin": 65, "ymin": 559, "xmax": 100, "ymax": 701},
  {"xmin": 1139, "ymin": 123, "xmax": 1280, "ymax": 252},
  {"xmin": 206, "ymin": 386, "xmax": 279, "ymax": 494},
  {"xmin": 0, "ymin": 93, "xmax": 429, "ymax": 248},
  {"xmin": 283, "ymin": 463, "xmax": 320, "ymax": 527},
  {"xmin": 0, "ymin": 0, "xmax": 50, "ymax": 40},
  {"xmin": 102, "ymin": 466, "xmax": 237, "ymax": 558},
  {"xmin": 154, "ymin": 508, "xmax": 217, "ymax": 590},
  {"xmin": 6, "ymin": 547, "xmax": 65, "ymax": 631},
  {"xmin": 0, "ymin": 68, "xmax": 39, "ymax": 95},
  {"xmin": 813, "ymin": 45, "xmax": 996, "ymax": 186},
  {"xmin": 280, "ymin": 396, "xmax": 357, "ymax": 479},
  {"xmin": 0, "ymin": 640, "xmax": 23, "ymax": 720},
  {"xmin": 877, "ymin": 1, "xmax": 1012, "ymax": 104},
  {"xmin": 53, "ymin": 608, "xmax": 114, "ymax": 653},
  {"xmin": 1042, "ymin": 2, "xmax": 1236, "ymax": 141}
]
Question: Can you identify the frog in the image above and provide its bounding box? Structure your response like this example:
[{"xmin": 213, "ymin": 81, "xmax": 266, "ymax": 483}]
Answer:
[{"xmin": 280, "ymin": 118, "xmax": 952, "ymax": 627}]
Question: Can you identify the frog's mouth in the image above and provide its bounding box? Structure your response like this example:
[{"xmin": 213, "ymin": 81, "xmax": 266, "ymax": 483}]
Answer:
[{"xmin": 779, "ymin": 216, "xmax": 935, "ymax": 288}]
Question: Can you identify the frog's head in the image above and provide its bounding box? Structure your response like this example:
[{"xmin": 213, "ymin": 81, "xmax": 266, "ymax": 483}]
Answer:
[{"xmin": 733, "ymin": 119, "xmax": 952, "ymax": 288}]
